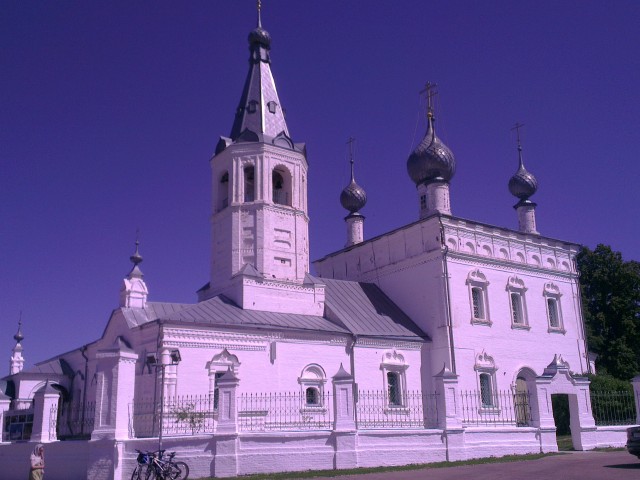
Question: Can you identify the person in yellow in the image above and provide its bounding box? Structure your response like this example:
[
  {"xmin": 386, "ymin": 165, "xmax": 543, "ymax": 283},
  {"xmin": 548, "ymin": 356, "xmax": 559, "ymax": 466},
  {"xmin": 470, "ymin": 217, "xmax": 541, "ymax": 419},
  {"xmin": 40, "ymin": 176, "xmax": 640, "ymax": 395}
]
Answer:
[{"xmin": 29, "ymin": 444, "xmax": 45, "ymax": 480}]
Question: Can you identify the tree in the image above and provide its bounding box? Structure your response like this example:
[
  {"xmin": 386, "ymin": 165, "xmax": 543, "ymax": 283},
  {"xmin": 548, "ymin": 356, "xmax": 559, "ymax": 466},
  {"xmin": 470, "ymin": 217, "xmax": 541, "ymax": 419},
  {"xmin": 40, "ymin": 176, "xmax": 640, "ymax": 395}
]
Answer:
[{"xmin": 577, "ymin": 244, "xmax": 640, "ymax": 380}]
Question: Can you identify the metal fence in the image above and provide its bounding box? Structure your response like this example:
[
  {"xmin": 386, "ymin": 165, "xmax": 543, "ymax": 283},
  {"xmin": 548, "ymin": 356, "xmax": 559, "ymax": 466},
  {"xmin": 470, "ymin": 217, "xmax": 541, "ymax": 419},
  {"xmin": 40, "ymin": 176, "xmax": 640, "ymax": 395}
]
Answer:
[
  {"xmin": 460, "ymin": 390, "xmax": 532, "ymax": 427},
  {"xmin": 129, "ymin": 395, "xmax": 217, "ymax": 438},
  {"xmin": 356, "ymin": 390, "xmax": 439, "ymax": 429},
  {"xmin": 590, "ymin": 390, "xmax": 637, "ymax": 426},
  {"xmin": 238, "ymin": 391, "xmax": 332, "ymax": 431},
  {"xmin": 52, "ymin": 401, "xmax": 95, "ymax": 439}
]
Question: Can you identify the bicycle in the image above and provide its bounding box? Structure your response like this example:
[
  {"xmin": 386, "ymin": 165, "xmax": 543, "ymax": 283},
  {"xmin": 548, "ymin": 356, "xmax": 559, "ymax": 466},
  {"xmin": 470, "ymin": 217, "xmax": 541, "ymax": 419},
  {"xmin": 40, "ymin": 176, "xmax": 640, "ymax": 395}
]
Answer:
[{"xmin": 132, "ymin": 449, "xmax": 189, "ymax": 480}]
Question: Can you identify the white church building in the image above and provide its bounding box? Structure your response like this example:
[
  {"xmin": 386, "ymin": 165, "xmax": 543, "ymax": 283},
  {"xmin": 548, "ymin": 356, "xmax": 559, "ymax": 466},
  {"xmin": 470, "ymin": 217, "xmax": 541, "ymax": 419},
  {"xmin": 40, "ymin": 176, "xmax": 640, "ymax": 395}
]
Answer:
[{"xmin": 2, "ymin": 10, "xmax": 639, "ymax": 480}]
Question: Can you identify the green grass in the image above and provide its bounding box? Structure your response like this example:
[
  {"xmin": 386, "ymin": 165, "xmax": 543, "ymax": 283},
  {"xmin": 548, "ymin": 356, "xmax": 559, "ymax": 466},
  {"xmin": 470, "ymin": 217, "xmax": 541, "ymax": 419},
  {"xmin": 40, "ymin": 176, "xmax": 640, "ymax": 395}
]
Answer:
[
  {"xmin": 194, "ymin": 452, "xmax": 560, "ymax": 480},
  {"xmin": 556, "ymin": 434, "xmax": 574, "ymax": 451}
]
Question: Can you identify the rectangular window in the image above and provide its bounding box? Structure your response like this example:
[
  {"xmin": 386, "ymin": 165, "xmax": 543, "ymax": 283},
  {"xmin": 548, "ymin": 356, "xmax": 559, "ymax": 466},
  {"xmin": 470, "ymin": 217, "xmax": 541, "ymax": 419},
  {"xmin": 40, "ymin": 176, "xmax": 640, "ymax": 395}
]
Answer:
[
  {"xmin": 420, "ymin": 195, "xmax": 426, "ymax": 210},
  {"xmin": 387, "ymin": 372, "xmax": 401, "ymax": 406},
  {"xmin": 479, "ymin": 373, "xmax": 493, "ymax": 407},
  {"xmin": 547, "ymin": 298, "xmax": 559, "ymax": 328},
  {"xmin": 511, "ymin": 293, "xmax": 523, "ymax": 324},
  {"xmin": 472, "ymin": 287, "xmax": 484, "ymax": 319}
]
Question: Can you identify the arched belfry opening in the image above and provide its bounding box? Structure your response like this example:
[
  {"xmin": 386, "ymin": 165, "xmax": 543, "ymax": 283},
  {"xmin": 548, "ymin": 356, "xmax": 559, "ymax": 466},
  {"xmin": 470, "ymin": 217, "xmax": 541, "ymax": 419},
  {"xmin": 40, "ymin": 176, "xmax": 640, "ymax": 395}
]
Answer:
[
  {"xmin": 272, "ymin": 167, "xmax": 292, "ymax": 206},
  {"xmin": 244, "ymin": 166, "xmax": 255, "ymax": 202},
  {"xmin": 218, "ymin": 171, "xmax": 230, "ymax": 211}
]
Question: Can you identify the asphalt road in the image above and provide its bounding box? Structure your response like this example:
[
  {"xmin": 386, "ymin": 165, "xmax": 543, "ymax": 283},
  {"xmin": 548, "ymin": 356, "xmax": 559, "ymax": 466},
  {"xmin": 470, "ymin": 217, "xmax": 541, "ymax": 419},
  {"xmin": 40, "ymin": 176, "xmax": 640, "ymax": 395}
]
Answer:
[{"xmin": 307, "ymin": 451, "xmax": 640, "ymax": 480}]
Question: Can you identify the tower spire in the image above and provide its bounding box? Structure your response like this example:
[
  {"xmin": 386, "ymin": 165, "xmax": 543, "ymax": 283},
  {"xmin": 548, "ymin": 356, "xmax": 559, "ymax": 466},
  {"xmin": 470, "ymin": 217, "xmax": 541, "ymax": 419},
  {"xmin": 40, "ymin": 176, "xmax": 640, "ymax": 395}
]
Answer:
[
  {"xmin": 10, "ymin": 313, "xmax": 25, "ymax": 374},
  {"xmin": 257, "ymin": 0, "xmax": 262, "ymax": 28},
  {"xmin": 120, "ymin": 234, "xmax": 148, "ymax": 308}
]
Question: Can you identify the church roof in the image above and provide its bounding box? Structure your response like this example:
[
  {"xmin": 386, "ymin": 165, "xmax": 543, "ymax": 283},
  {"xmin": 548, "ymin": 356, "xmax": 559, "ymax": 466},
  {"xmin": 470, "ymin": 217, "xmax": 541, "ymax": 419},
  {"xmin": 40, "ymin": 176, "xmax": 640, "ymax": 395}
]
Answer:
[
  {"xmin": 322, "ymin": 278, "xmax": 429, "ymax": 340},
  {"xmin": 160, "ymin": 295, "xmax": 349, "ymax": 334},
  {"xmin": 121, "ymin": 280, "xmax": 428, "ymax": 341}
]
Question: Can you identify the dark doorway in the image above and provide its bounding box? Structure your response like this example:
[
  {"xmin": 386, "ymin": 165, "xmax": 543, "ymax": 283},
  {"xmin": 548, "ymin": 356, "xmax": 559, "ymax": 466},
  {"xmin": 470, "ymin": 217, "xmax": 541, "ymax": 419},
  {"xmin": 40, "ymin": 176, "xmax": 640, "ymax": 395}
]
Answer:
[{"xmin": 552, "ymin": 394, "xmax": 573, "ymax": 450}]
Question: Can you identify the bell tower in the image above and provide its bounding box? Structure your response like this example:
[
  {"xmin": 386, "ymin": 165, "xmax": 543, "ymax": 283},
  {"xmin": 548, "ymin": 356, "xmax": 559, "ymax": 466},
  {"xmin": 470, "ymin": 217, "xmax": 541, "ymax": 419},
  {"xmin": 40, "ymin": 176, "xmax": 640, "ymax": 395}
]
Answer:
[{"xmin": 202, "ymin": 5, "xmax": 315, "ymax": 311}]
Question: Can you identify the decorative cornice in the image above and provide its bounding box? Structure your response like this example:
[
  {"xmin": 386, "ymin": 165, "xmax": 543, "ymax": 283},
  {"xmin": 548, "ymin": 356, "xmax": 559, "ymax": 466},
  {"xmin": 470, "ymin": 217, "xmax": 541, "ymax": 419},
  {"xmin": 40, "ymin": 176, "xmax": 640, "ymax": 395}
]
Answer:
[{"xmin": 355, "ymin": 337, "xmax": 423, "ymax": 350}]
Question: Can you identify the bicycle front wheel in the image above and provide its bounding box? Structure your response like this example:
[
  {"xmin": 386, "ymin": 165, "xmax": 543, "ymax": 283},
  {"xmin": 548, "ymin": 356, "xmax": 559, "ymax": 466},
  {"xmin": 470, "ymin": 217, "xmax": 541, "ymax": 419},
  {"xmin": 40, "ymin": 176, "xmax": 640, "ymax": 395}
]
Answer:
[{"xmin": 167, "ymin": 461, "xmax": 189, "ymax": 480}]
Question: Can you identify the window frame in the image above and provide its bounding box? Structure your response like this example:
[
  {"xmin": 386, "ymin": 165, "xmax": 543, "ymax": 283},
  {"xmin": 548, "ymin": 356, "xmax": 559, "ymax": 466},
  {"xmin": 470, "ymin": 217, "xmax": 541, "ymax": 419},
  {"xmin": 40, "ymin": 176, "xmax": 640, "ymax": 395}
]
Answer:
[
  {"xmin": 467, "ymin": 269, "xmax": 491, "ymax": 326},
  {"xmin": 543, "ymin": 282, "xmax": 566, "ymax": 333},
  {"xmin": 380, "ymin": 350, "xmax": 409, "ymax": 409},
  {"xmin": 298, "ymin": 364, "xmax": 327, "ymax": 411},
  {"xmin": 474, "ymin": 351, "xmax": 499, "ymax": 411},
  {"xmin": 506, "ymin": 276, "xmax": 530, "ymax": 330}
]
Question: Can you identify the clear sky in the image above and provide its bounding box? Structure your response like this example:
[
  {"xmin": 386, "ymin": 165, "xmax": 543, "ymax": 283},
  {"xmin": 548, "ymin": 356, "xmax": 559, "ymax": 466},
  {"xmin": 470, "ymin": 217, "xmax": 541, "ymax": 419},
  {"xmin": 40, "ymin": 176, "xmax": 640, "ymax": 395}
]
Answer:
[{"xmin": 2, "ymin": 1, "xmax": 639, "ymax": 367}]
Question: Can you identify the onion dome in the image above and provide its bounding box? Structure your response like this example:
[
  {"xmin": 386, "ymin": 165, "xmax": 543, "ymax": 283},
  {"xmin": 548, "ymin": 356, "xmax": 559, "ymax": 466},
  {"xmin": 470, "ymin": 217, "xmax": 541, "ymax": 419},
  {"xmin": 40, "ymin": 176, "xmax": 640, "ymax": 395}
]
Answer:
[
  {"xmin": 340, "ymin": 179, "xmax": 367, "ymax": 214},
  {"xmin": 128, "ymin": 239, "xmax": 144, "ymax": 279},
  {"xmin": 249, "ymin": 26, "xmax": 271, "ymax": 49},
  {"xmin": 508, "ymin": 143, "xmax": 538, "ymax": 201},
  {"xmin": 340, "ymin": 139, "xmax": 367, "ymax": 214},
  {"xmin": 407, "ymin": 113, "xmax": 456, "ymax": 185},
  {"xmin": 13, "ymin": 319, "xmax": 24, "ymax": 344}
]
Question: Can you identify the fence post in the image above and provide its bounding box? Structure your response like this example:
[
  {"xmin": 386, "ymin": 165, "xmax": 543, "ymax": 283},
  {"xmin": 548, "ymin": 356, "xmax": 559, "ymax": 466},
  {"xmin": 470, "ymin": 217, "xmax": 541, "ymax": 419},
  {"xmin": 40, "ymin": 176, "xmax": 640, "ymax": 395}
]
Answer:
[
  {"xmin": 214, "ymin": 370, "xmax": 240, "ymax": 478},
  {"xmin": 91, "ymin": 343, "xmax": 138, "ymax": 440},
  {"xmin": 434, "ymin": 365, "xmax": 464, "ymax": 461},
  {"xmin": 633, "ymin": 376, "xmax": 640, "ymax": 425},
  {"xmin": 30, "ymin": 381, "xmax": 60, "ymax": 443},
  {"xmin": 332, "ymin": 363, "xmax": 357, "ymax": 469},
  {"xmin": 0, "ymin": 392, "xmax": 11, "ymax": 443}
]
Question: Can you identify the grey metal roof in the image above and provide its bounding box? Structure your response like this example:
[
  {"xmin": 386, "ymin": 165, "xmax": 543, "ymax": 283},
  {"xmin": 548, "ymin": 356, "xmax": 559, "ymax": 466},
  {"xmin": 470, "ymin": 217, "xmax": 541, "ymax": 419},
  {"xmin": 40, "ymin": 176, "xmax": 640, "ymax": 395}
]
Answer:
[
  {"xmin": 160, "ymin": 295, "xmax": 349, "ymax": 334},
  {"xmin": 121, "ymin": 280, "xmax": 427, "ymax": 341},
  {"xmin": 322, "ymin": 278, "xmax": 429, "ymax": 340}
]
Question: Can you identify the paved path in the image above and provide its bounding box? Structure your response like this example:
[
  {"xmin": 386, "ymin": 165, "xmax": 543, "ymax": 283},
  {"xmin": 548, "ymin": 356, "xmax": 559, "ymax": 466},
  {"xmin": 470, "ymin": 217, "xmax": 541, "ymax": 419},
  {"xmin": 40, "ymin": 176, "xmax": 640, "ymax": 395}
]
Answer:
[{"xmin": 306, "ymin": 451, "xmax": 639, "ymax": 480}]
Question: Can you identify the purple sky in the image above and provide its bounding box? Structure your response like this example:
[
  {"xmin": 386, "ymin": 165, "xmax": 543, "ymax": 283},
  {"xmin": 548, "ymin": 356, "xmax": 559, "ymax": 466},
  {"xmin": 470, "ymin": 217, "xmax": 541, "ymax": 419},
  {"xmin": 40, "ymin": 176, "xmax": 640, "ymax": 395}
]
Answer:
[{"xmin": 2, "ymin": 1, "xmax": 639, "ymax": 367}]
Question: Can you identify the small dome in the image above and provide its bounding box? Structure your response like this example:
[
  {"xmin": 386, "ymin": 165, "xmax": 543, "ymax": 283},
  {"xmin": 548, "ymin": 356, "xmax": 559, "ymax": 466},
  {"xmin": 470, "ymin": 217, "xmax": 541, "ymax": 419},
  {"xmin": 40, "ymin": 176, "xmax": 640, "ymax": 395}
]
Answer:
[
  {"xmin": 340, "ymin": 179, "xmax": 367, "ymax": 214},
  {"xmin": 248, "ymin": 26, "xmax": 271, "ymax": 48},
  {"xmin": 509, "ymin": 151, "xmax": 538, "ymax": 200},
  {"xmin": 407, "ymin": 115, "xmax": 456, "ymax": 185}
]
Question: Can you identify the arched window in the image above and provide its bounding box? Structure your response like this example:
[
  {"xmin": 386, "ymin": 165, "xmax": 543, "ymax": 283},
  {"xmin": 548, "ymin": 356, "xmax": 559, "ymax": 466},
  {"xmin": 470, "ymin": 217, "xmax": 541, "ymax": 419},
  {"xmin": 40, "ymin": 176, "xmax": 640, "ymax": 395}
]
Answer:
[
  {"xmin": 299, "ymin": 364, "xmax": 326, "ymax": 408},
  {"xmin": 244, "ymin": 166, "xmax": 255, "ymax": 202},
  {"xmin": 272, "ymin": 167, "xmax": 292, "ymax": 206}
]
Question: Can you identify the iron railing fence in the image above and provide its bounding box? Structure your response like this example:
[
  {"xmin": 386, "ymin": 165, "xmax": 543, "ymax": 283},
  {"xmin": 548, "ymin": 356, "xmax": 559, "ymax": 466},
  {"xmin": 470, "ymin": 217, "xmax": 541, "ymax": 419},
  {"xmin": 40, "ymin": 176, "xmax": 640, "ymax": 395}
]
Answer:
[
  {"xmin": 460, "ymin": 390, "xmax": 532, "ymax": 427},
  {"xmin": 356, "ymin": 390, "xmax": 439, "ymax": 429},
  {"xmin": 129, "ymin": 395, "xmax": 217, "ymax": 438},
  {"xmin": 238, "ymin": 391, "xmax": 332, "ymax": 432},
  {"xmin": 590, "ymin": 390, "xmax": 637, "ymax": 426},
  {"xmin": 52, "ymin": 401, "xmax": 95, "ymax": 439}
]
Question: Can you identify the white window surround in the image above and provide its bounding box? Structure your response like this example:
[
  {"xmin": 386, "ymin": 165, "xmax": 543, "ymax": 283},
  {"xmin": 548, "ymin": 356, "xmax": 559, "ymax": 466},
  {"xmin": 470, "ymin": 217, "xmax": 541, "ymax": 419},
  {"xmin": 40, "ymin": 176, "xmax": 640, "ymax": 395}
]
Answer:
[
  {"xmin": 380, "ymin": 350, "xmax": 409, "ymax": 409},
  {"xmin": 474, "ymin": 351, "xmax": 499, "ymax": 410},
  {"xmin": 206, "ymin": 348, "xmax": 241, "ymax": 403},
  {"xmin": 298, "ymin": 364, "xmax": 327, "ymax": 410},
  {"xmin": 506, "ymin": 276, "xmax": 530, "ymax": 330},
  {"xmin": 466, "ymin": 269, "xmax": 491, "ymax": 325},
  {"xmin": 543, "ymin": 282, "xmax": 566, "ymax": 333}
]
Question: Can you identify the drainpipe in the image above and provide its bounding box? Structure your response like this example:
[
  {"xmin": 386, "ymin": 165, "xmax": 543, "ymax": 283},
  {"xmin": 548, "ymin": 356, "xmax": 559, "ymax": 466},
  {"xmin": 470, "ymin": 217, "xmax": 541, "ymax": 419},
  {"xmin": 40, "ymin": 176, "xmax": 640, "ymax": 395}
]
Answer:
[
  {"xmin": 348, "ymin": 334, "xmax": 358, "ymax": 428},
  {"xmin": 80, "ymin": 345, "xmax": 89, "ymax": 436},
  {"xmin": 574, "ymin": 258, "xmax": 591, "ymax": 375},
  {"xmin": 439, "ymin": 217, "xmax": 457, "ymax": 374}
]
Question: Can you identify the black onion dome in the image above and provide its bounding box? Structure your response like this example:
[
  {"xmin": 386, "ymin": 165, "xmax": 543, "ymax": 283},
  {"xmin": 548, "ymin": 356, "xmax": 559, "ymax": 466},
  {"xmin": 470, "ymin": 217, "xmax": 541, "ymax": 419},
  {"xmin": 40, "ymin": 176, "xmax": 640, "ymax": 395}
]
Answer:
[
  {"xmin": 249, "ymin": 26, "xmax": 271, "ymax": 48},
  {"xmin": 508, "ymin": 148, "xmax": 538, "ymax": 200},
  {"xmin": 340, "ymin": 179, "xmax": 367, "ymax": 214},
  {"xmin": 407, "ymin": 115, "xmax": 456, "ymax": 185}
]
